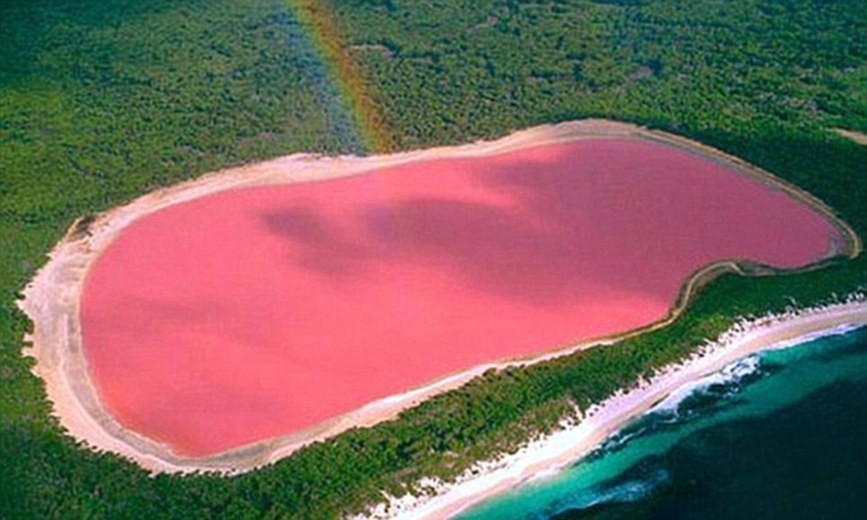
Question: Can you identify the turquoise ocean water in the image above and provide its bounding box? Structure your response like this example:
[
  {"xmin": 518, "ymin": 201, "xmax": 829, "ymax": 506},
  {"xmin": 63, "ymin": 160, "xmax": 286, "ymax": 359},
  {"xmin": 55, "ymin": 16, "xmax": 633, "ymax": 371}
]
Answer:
[{"xmin": 459, "ymin": 325, "xmax": 867, "ymax": 520}]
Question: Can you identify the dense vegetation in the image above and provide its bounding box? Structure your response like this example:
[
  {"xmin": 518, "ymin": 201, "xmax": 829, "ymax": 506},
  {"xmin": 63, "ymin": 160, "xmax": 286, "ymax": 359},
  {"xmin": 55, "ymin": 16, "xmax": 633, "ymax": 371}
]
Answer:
[{"xmin": 1, "ymin": 0, "xmax": 866, "ymax": 518}]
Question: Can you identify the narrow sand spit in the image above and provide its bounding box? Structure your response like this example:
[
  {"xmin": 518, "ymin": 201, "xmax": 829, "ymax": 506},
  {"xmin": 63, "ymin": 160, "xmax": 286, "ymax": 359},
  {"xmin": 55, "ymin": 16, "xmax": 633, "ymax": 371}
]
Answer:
[
  {"xmin": 832, "ymin": 128, "xmax": 867, "ymax": 146},
  {"xmin": 365, "ymin": 296, "xmax": 867, "ymax": 520},
  {"xmin": 18, "ymin": 119, "xmax": 860, "ymax": 474}
]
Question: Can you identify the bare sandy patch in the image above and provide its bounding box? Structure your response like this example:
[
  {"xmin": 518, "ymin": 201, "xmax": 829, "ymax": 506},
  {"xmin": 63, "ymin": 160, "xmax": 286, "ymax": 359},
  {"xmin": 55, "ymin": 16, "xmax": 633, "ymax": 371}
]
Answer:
[{"xmin": 833, "ymin": 128, "xmax": 867, "ymax": 146}]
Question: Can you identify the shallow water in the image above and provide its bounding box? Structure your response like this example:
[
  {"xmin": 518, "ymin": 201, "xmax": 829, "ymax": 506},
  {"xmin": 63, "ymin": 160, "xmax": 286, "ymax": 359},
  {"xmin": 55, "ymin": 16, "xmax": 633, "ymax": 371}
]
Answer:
[{"xmin": 459, "ymin": 325, "xmax": 867, "ymax": 520}]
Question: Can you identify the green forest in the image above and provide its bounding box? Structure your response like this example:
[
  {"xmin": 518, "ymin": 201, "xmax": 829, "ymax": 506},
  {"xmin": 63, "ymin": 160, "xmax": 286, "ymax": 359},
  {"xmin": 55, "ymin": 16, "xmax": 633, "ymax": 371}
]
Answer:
[{"xmin": 1, "ymin": 0, "xmax": 866, "ymax": 518}]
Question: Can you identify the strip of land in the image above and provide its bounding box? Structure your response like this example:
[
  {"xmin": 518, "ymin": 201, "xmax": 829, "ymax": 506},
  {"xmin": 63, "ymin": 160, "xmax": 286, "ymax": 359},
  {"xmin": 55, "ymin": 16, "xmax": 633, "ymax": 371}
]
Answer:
[
  {"xmin": 18, "ymin": 119, "xmax": 860, "ymax": 474},
  {"xmin": 376, "ymin": 298, "xmax": 867, "ymax": 519}
]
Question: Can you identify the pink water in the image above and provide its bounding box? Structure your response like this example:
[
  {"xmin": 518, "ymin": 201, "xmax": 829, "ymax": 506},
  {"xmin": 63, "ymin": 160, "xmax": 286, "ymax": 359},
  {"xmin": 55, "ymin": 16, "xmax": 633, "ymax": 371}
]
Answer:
[{"xmin": 80, "ymin": 138, "xmax": 841, "ymax": 456}]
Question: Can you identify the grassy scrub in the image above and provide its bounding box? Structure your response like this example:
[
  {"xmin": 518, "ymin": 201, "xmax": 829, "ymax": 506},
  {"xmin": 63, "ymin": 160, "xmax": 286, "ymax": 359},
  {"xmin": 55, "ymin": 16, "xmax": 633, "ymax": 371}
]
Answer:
[{"xmin": 1, "ymin": 0, "xmax": 866, "ymax": 518}]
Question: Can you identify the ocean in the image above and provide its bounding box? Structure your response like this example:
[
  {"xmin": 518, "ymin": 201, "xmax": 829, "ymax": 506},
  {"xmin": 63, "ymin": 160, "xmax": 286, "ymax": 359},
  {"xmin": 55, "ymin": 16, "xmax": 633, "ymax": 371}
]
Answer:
[{"xmin": 458, "ymin": 325, "xmax": 867, "ymax": 520}]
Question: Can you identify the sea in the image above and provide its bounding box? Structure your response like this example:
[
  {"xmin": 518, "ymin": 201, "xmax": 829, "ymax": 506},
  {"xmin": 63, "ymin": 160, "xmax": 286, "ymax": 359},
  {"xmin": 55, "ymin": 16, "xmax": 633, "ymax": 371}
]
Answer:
[{"xmin": 458, "ymin": 324, "xmax": 867, "ymax": 520}]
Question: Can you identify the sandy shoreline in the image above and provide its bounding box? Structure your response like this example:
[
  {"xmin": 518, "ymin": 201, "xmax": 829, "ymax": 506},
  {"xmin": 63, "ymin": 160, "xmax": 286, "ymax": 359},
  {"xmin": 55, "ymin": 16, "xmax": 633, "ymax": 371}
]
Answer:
[
  {"xmin": 17, "ymin": 119, "xmax": 860, "ymax": 474},
  {"xmin": 370, "ymin": 296, "xmax": 867, "ymax": 519}
]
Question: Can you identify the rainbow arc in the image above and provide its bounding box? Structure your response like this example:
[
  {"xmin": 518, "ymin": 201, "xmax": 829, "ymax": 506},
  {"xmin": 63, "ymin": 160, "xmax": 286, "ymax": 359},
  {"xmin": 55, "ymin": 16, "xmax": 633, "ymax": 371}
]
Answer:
[{"xmin": 291, "ymin": 1, "xmax": 394, "ymax": 154}]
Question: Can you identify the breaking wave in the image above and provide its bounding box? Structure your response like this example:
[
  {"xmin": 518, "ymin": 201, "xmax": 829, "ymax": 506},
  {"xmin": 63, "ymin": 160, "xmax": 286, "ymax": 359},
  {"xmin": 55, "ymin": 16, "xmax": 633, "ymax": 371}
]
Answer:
[{"xmin": 593, "ymin": 354, "xmax": 766, "ymax": 457}]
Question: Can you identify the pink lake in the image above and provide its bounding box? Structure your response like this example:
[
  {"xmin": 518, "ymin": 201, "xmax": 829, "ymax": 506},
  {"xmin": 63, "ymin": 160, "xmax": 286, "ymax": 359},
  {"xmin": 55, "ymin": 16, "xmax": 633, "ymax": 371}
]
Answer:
[{"xmin": 80, "ymin": 138, "xmax": 841, "ymax": 456}]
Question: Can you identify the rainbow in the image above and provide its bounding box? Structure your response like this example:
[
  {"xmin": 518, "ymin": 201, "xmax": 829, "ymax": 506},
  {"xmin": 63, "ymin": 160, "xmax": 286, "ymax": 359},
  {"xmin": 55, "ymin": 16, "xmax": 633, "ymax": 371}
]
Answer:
[{"xmin": 290, "ymin": 0, "xmax": 394, "ymax": 154}]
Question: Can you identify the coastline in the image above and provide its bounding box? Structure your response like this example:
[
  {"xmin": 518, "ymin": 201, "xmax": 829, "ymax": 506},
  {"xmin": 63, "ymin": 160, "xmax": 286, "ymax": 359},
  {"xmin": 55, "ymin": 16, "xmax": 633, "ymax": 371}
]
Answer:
[
  {"xmin": 366, "ymin": 295, "xmax": 867, "ymax": 519},
  {"xmin": 17, "ymin": 119, "xmax": 860, "ymax": 474}
]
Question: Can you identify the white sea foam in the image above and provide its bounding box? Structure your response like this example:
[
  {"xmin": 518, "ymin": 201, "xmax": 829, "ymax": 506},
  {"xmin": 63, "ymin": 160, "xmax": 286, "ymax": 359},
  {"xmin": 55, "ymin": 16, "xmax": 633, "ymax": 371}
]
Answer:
[{"xmin": 651, "ymin": 354, "xmax": 762, "ymax": 416}]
